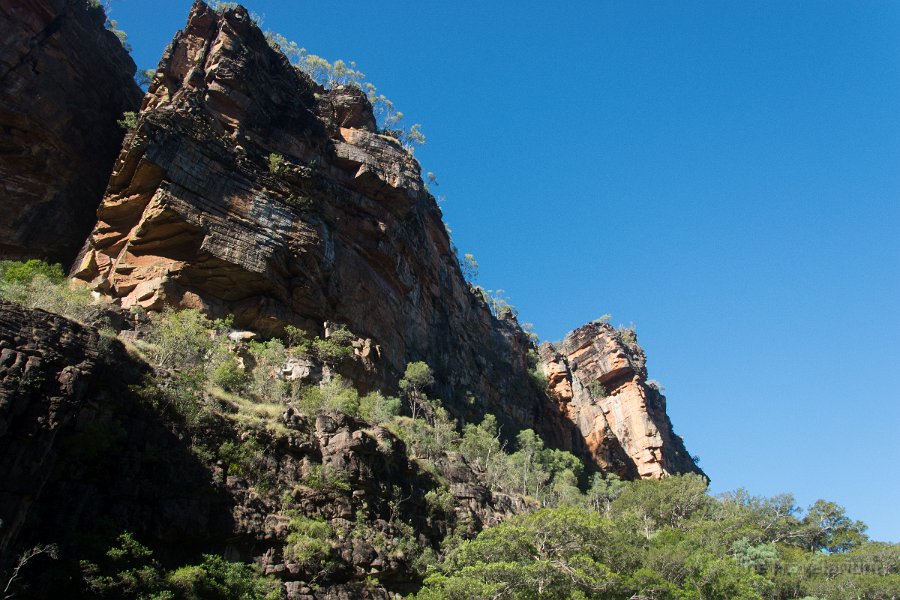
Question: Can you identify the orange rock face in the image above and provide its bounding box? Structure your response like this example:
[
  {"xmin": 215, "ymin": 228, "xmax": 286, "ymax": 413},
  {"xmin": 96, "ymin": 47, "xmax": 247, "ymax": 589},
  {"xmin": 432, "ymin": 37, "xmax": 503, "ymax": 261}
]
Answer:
[
  {"xmin": 71, "ymin": 2, "xmax": 572, "ymax": 450},
  {"xmin": 72, "ymin": 2, "xmax": 701, "ymax": 479},
  {"xmin": 539, "ymin": 323, "xmax": 704, "ymax": 480}
]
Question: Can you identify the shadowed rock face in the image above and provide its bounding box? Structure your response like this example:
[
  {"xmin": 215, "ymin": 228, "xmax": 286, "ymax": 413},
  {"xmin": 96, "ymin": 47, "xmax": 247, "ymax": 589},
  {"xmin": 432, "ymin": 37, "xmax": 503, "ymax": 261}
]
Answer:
[
  {"xmin": 0, "ymin": 301, "xmax": 101, "ymax": 559},
  {"xmin": 0, "ymin": 302, "xmax": 526, "ymax": 597},
  {"xmin": 539, "ymin": 322, "xmax": 705, "ymax": 480},
  {"xmin": 0, "ymin": 0, "xmax": 142, "ymax": 266}
]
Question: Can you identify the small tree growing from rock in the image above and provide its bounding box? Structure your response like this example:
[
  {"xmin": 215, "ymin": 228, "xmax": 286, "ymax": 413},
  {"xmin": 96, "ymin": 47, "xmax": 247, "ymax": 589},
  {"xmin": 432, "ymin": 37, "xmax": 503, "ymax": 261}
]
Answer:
[{"xmin": 399, "ymin": 361, "xmax": 434, "ymax": 421}]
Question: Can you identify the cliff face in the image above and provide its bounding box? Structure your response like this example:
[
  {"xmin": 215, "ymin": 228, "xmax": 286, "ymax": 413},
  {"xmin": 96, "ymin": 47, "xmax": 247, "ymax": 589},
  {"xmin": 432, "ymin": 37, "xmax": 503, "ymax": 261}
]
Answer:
[
  {"xmin": 540, "ymin": 322, "xmax": 704, "ymax": 480},
  {"xmin": 0, "ymin": 1, "xmax": 709, "ymax": 595},
  {"xmin": 71, "ymin": 1, "xmax": 574, "ymax": 448},
  {"xmin": 0, "ymin": 0, "xmax": 142, "ymax": 265},
  {"xmin": 70, "ymin": 1, "xmax": 698, "ymax": 478}
]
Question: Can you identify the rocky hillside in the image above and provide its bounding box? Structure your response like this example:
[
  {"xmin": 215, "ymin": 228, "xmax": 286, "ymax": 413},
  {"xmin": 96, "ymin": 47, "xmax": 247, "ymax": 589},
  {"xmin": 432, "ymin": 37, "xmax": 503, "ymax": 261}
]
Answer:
[
  {"xmin": 0, "ymin": 0, "xmax": 142, "ymax": 265},
  {"xmin": 0, "ymin": 301, "xmax": 512, "ymax": 595},
  {"xmin": 0, "ymin": 2, "xmax": 713, "ymax": 598},
  {"xmin": 69, "ymin": 1, "xmax": 698, "ymax": 479},
  {"xmin": 71, "ymin": 1, "xmax": 547, "ymax": 440}
]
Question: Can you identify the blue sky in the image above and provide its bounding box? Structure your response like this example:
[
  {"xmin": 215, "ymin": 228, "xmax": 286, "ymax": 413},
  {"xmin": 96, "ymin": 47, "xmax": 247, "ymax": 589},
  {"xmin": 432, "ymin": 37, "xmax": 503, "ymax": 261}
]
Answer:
[{"xmin": 109, "ymin": 0, "xmax": 900, "ymax": 541}]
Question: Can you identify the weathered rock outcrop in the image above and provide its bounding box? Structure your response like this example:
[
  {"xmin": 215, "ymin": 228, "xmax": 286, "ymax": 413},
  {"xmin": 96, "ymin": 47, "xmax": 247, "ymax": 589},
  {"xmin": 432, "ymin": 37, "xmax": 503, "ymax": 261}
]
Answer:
[
  {"xmin": 0, "ymin": 302, "xmax": 522, "ymax": 597},
  {"xmin": 71, "ymin": 1, "xmax": 699, "ymax": 480},
  {"xmin": 71, "ymin": 1, "xmax": 574, "ymax": 450},
  {"xmin": 0, "ymin": 301, "xmax": 102, "ymax": 559},
  {"xmin": 0, "ymin": 0, "xmax": 142, "ymax": 265},
  {"xmin": 539, "ymin": 322, "xmax": 704, "ymax": 479}
]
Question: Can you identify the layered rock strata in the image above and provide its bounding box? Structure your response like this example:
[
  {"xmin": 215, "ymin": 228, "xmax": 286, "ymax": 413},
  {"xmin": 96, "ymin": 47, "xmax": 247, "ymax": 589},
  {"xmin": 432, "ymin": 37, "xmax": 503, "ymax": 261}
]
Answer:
[
  {"xmin": 0, "ymin": 0, "xmax": 142, "ymax": 265},
  {"xmin": 71, "ymin": 1, "xmax": 574, "ymax": 448},
  {"xmin": 72, "ymin": 1, "xmax": 700, "ymax": 478},
  {"xmin": 539, "ymin": 322, "xmax": 704, "ymax": 479}
]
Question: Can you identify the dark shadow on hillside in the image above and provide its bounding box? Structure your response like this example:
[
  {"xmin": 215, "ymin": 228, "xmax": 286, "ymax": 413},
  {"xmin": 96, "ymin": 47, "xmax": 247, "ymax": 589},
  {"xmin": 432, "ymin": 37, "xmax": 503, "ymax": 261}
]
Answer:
[{"xmin": 0, "ymin": 304, "xmax": 238, "ymax": 597}]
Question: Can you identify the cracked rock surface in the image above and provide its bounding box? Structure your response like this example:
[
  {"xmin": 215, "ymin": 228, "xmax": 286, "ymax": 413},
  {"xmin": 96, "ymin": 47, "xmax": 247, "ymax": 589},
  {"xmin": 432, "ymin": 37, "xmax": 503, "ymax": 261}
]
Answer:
[{"xmin": 0, "ymin": 0, "xmax": 142, "ymax": 265}]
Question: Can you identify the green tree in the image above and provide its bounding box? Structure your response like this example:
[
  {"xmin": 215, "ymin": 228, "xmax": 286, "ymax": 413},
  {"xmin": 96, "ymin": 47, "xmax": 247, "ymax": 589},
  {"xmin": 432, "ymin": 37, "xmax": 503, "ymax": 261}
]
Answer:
[
  {"xmin": 247, "ymin": 338, "xmax": 288, "ymax": 402},
  {"xmin": 610, "ymin": 473, "xmax": 710, "ymax": 535},
  {"xmin": 81, "ymin": 533, "xmax": 166, "ymax": 598},
  {"xmin": 358, "ymin": 391, "xmax": 401, "ymax": 425},
  {"xmin": 166, "ymin": 555, "xmax": 279, "ymax": 600},
  {"xmin": 400, "ymin": 361, "xmax": 434, "ymax": 421},
  {"xmin": 419, "ymin": 506, "xmax": 622, "ymax": 599},
  {"xmin": 461, "ymin": 253, "xmax": 479, "ymax": 282},
  {"xmin": 504, "ymin": 429, "xmax": 549, "ymax": 499},
  {"xmin": 459, "ymin": 415, "xmax": 506, "ymax": 490},
  {"xmin": 147, "ymin": 308, "xmax": 225, "ymax": 368},
  {"xmin": 585, "ymin": 473, "xmax": 626, "ymax": 516},
  {"xmin": 801, "ymin": 499, "xmax": 868, "ymax": 553},
  {"xmin": 0, "ymin": 260, "xmax": 96, "ymax": 322}
]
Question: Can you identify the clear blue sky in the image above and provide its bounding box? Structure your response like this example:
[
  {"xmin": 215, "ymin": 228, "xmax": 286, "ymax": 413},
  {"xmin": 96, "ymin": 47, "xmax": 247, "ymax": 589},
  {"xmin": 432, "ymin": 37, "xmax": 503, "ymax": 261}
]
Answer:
[{"xmin": 109, "ymin": 0, "xmax": 900, "ymax": 542}]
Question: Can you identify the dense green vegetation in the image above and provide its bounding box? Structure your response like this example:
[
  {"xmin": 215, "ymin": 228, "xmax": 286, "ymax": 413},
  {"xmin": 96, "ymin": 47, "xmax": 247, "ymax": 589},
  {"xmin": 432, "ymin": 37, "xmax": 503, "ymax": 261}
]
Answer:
[
  {"xmin": 80, "ymin": 533, "xmax": 279, "ymax": 599},
  {"xmin": 0, "ymin": 259, "xmax": 98, "ymax": 322},
  {"xmin": 2, "ymin": 262, "xmax": 897, "ymax": 599},
  {"xmin": 416, "ymin": 479, "xmax": 898, "ymax": 599}
]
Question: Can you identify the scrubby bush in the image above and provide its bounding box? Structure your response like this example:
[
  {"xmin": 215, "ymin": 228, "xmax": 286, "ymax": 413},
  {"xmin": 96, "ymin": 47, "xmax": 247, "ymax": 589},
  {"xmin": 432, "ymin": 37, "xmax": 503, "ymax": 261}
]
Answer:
[
  {"xmin": 247, "ymin": 338, "xmax": 288, "ymax": 402},
  {"xmin": 283, "ymin": 324, "xmax": 313, "ymax": 354},
  {"xmin": 117, "ymin": 111, "xmax": 137, "ymax": 130},
  {"xmin": 587, "ymin": 381, "xmax": 608, "ymax": 399},
  {"xmin": 166, "ymin": 554, "xmax": 280, "ymax": 600},
  {"xmin": 133, "ymin": 371, "xmax": 209, "ymax": 430},
  {"xmin": 263, "ymin": 31, "xmax": 425, "ymax": 151},
  {"xmin": 311, "ymin": 325, "xmax": 355, "ymax": 363},
  {"xmin": 301, "ymin": 463, "xmax": 351, "ymax": 492},
  {"xmin": 267, "ymin": 152, "xmax": 284, "ymax": 175},
  {"xmin": 425, "ymin": 487, "xmax": 456, "ymax": 518},
  {"xmin": 0, "ymin": 260, "xmax": 98, "ymax": 322},
  {"xmin": 81, "ymin": 532, "xmax": 278, "ymax": 599},
  {"xmin": 358, "ymin": 391, "xmax": 401, "ymax": 425},
  {"xmin": 616, "ymin": 324, "xmax": 638, "ymax": 351},
  {"xmin": 297, "ymin": 376, "xmax": 360, "ymax": 416},
  {"xmin": 0, "ymin": 259, "xmax": 64, "ymax": 284},
  {"xmin": 218, "ymin": 436, "xmax": 265, "ymax": 479},
  {"xmin": 526, "ymin": 348, "xmax": 547, "ymax": 390},
  {"xmin": 211, "ymin": 356, "xmax": 247, "ymax": 392},
  {"xmin": 147, "ymin": 308, "xmax": 227, "ymax": 368},
  {"xmin": 284, "ymin": 514, "xmax": 336, "ymax": 573}
]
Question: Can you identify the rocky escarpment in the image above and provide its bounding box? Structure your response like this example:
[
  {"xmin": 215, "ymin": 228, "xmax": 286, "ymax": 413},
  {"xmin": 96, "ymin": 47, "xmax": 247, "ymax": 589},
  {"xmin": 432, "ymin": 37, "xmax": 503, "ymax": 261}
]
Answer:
[
  {"xmin": 540, "ymin": 322, "xmax": 704, "ymax": 480},
  {"xmin": 0, "ymin": 0, "xmax": 143, "ymax": 266},
  {"xmin": 0, "ymin": 302, "xmax": 526, "ymax": 597},
  {"xmin": 71, "ymin": 1, "xmax": 579, "ymax": 452}
]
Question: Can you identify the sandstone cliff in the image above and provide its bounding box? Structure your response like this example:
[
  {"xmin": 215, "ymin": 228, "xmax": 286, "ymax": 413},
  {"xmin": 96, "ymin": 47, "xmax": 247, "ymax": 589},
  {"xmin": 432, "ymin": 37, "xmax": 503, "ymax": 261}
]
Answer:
[
  {"xmin": 70, "ymin": 1, "xmax": 698, "ymax": 480},
  {"xmin": 0, "ymin": 1, "xmax": 710, "ymax": 596},
  {"xmin": 71, "ymin": 1, "xmax": 578, "ymax": 452},
  {"xmin": 540, "ymin": 322, "xmax": 703, "ymax": 479},
  {"xmin": 0, "ymin": 0, "xmax": 143, "ymax": 265}
]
